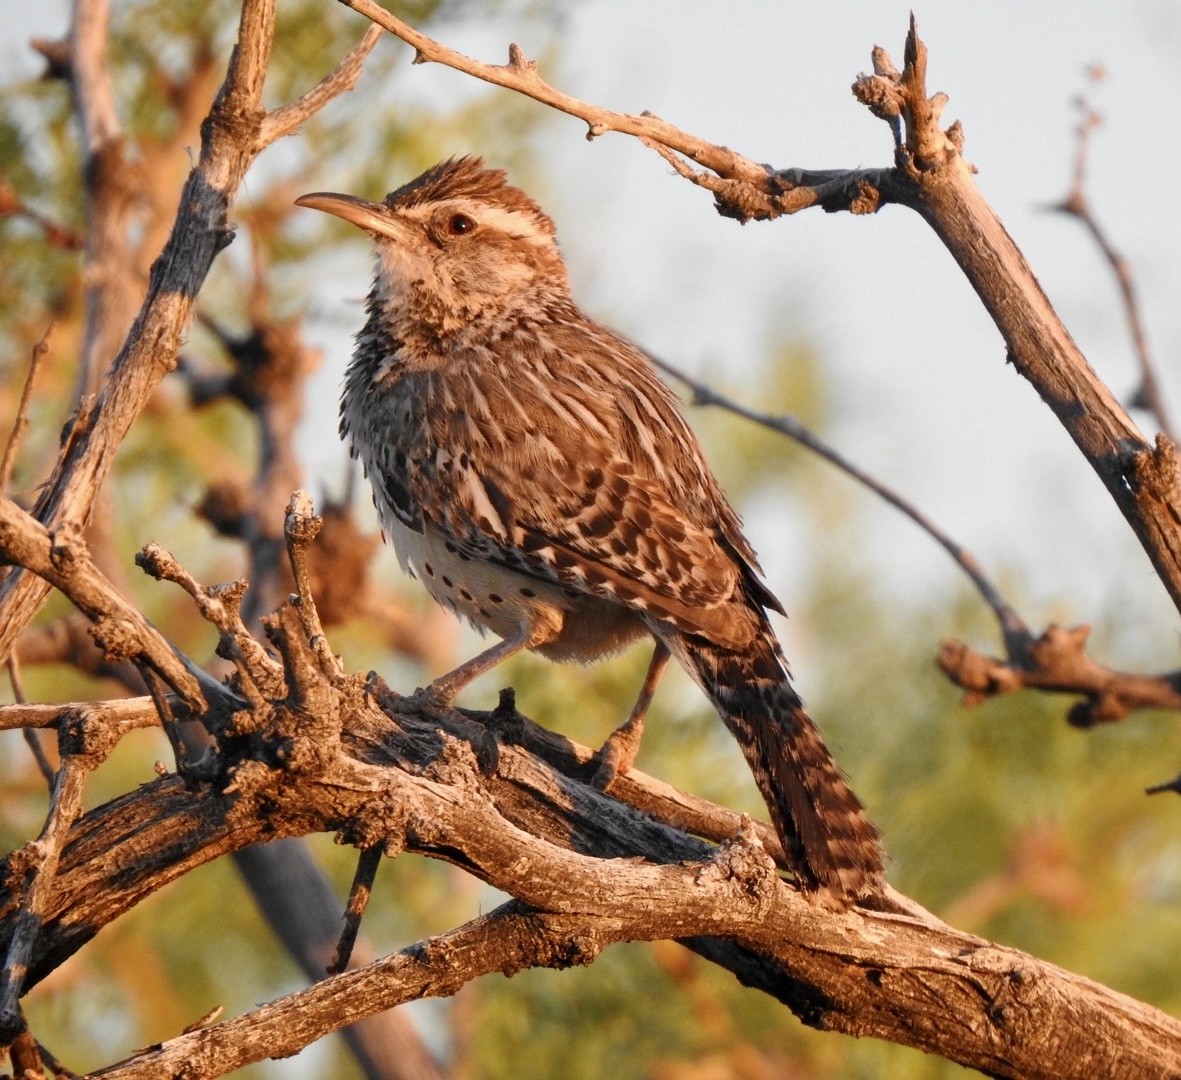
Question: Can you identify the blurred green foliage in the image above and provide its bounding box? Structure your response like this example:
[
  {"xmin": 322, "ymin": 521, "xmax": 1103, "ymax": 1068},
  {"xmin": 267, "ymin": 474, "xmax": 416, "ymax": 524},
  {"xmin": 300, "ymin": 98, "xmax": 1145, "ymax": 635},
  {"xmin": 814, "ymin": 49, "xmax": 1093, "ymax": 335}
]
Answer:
[{"xmin": 3, "ymin": 0, "xmax": 1180, "ymax": 1077}]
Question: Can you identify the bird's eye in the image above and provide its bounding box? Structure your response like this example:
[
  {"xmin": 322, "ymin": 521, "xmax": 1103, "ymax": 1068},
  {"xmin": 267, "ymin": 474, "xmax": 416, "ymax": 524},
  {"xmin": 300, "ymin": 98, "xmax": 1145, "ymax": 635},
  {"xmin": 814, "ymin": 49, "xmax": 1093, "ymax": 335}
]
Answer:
[{"xmin": 447, "ymin": 213, "xmax": 475, "ymax": 236}]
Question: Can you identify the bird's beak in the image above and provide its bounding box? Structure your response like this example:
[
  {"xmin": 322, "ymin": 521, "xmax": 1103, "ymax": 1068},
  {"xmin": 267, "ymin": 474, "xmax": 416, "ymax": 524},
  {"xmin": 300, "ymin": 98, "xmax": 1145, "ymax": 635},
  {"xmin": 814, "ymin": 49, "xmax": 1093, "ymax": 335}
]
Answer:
[{"xmin": 294, "ymin": 192, "xmax": 407, "ymax": 240}]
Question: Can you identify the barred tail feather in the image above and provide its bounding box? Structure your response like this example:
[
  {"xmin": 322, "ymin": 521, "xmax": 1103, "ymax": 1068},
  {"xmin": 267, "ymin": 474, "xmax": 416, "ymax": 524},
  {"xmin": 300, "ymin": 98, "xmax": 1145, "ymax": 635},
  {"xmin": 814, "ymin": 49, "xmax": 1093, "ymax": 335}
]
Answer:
[{"xmin": 667, "ymin": 629, "xmax": 885, "ymax": 904}]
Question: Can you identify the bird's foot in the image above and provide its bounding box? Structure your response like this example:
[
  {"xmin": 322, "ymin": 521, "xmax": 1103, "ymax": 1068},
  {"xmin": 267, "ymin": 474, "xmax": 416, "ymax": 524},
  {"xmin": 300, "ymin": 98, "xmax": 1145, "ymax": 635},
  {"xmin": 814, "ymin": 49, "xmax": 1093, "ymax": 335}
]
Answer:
[
  {"xmin": 364, "ymin": 670, "xmax": 457, "ymax": 713},
  {"xmin": 590, "ymin": 718, "xmax": 643, "ymax": 791},
  {"xmin": 405, "ymin": 679, "xmax": 458, "ymax": 712}
]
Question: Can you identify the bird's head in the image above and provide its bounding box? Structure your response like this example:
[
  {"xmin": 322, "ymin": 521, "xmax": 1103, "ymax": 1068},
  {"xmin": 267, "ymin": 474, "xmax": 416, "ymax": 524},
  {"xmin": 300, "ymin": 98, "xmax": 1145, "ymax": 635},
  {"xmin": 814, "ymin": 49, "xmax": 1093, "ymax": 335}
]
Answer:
[{"xmin": 296, "ymin": 157, "xmax": 571, "ymax": 338}]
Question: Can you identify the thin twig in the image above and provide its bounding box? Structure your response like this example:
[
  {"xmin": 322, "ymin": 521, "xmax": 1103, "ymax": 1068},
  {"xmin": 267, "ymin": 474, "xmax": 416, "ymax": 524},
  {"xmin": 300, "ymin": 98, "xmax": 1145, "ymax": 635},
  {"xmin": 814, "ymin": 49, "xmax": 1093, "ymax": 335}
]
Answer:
[
  {"xmin": 0, "ymin": 754, "xmax": 90, "ymax": 1037},
  {"xmin": 257, "ymin": 24, "xmax": 382, "ymax": 147},
  {"xmin": 1, "ymin": 323, "xmax": 55, "ymax": 496},
  {"xmin": 337, "ymin": 0, "xmax": 898, "ymax": 223},
  {"xmin": 283, "ymin": 491, "xmax": 343, "ymax": 679},
  {"xmin": 327, "ymin": 844, "xmax": 383, "ymax": 975},
  {"xmin": 651, "ymin": 355, "xmax": 1029, "ymax": 649},
  {"xmin": 0, "ymin": 183, "xmax": 84, "ymax": 250},
  {"xmin": 340, "ymin": 0, "xmax": 765, "ymax": 183},
  {"xmin": 653, "ymin": 358, "xmax": 1181, "ymax": 723},
  {"xmin": 135, "ymin": 543, "xmax": 284, "ymax": 701},
  {"xmin": 139, "ymin": 665, "xmax": 188, "ymax": 772},
  {"xmin": 7, "ymin": 653, "xmax": 56, "ymax": 789},
  {"xmin": 1052, "ymin": 72, "xmax": 1173, "ymax": 440},
  {"xmin": 36, "ymin": 1038, "xmax": 77, "ymax": 1078}
]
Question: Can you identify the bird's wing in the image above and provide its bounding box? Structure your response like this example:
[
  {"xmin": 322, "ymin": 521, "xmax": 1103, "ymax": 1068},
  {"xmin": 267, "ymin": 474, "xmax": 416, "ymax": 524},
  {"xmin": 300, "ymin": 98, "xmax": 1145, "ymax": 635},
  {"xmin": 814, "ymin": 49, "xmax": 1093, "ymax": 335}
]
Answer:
[{"xmin": 408, "ymin": 324, "xmax": 780, "ymax": 649}]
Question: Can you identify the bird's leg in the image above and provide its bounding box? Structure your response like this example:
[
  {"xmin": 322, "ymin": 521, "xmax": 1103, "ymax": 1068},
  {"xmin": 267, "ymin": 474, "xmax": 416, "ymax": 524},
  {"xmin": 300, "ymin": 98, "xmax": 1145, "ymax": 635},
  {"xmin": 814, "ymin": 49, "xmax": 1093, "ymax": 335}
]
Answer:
[
  {"xmin": 591, "ymin": 640, "xmax": 671, "ymax": 790},
  {"xmin": 416, "ymin": 631, "xmax": 530, "ymax": 706},
  {"xmin": 415, "ymin": 621, "xmax": 547, "ymax": 707}
]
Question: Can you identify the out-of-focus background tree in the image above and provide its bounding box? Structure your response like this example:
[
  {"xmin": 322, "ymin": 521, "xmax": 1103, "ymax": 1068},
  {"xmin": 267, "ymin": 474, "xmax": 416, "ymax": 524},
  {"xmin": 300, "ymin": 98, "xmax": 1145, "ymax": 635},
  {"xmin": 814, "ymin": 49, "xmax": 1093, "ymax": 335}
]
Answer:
[{"xmin": 3, "ymin": 1, "xmax": 1181, "ymax": 1076}]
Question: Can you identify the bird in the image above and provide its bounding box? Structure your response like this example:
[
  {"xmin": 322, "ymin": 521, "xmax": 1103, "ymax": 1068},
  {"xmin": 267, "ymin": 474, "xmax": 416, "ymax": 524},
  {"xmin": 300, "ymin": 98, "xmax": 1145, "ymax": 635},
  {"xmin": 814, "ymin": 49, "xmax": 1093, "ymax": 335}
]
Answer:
[{"xmin": 296, "ymin": 157, "xmax": 885, "ymax": 905}]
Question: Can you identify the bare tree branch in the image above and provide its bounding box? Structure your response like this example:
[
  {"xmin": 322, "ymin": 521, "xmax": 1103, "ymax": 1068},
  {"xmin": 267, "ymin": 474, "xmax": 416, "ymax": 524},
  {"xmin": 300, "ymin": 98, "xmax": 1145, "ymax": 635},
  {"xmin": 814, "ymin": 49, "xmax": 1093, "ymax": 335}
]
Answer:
[
  {"xmin": 652, "ymin": 358, "xmax": 1181, "ymax": 730},
  {"xmin": 852, "ymin": 24, "xmax": 1181, "ymax": 618},
  {"xmin": 69, "ymin": 0, "xmax": 141, "ymax": 402},
  {"xmin": 0, "ymin": 697, "xmax": 160, "ymax": 735},
  {"xmin": 338, "ymin": 0, "xmax": 900, "ymax": 220},
  {"xmin": 0, "ymin": 499, "xmax": 1172, "ymax": 1075},
  {"xmin": 0, "ymin": 498, "xmax": 205, "ymax": 708},
  {"xmin": 5, "ymin": 654, "xmax": 56, "ymax": 790},
  {"xmin": 1051, "ymin": 72, "xmax": 1174, "ymax": 440},
  {"xmin": 257, "ymin": 24, "xmax": 383, "ymax": 147},
  {"xmin": 0, "ymin": 326, "xmax": 54, "ymax": 496},
  {"xmin": 0, "ymin": 182, "xmax": 84, "ymax": 251},
  {"xmin": 651, "ymin": 355, "xmax": 1030, "ymax": 648},
  {"xmin": 939, "ymin": 625, "xmax": 1181, "ymax": 728},
  {"xmin": 0, "ymin": 631, "xmax": 1173, "ymax": 1080},
  {"xmin": 0, "ymin": 746, "xmax": 92, "ymax": 1049}
]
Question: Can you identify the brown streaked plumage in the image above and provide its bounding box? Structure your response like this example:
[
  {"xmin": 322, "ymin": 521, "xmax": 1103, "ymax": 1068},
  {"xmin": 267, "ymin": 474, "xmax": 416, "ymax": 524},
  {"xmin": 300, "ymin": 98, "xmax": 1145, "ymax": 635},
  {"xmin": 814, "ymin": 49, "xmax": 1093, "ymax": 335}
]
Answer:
[{"xmin": 296, "ymin": 157, "xmax": 885, "ymax": 904}]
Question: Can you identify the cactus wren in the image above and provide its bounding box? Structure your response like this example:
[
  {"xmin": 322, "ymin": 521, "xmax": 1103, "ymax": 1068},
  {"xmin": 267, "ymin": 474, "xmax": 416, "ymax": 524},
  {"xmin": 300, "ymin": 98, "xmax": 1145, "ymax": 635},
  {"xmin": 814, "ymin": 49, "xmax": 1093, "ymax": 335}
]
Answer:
[{"xmin": 296, "ymin": 158, "xmax": 884, "ymax": 904}]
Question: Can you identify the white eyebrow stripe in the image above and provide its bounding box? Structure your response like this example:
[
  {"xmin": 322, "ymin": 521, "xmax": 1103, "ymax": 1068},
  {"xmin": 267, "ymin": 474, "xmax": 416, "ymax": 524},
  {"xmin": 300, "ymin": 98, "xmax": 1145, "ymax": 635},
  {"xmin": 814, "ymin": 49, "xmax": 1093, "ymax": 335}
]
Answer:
[
  {"xmin": 470, "ymin": 205, "xmax": 550, "ymax": 245},
  {"xmin": 397, "ymin": 202, "xmax": 551, "ymax": 246}
]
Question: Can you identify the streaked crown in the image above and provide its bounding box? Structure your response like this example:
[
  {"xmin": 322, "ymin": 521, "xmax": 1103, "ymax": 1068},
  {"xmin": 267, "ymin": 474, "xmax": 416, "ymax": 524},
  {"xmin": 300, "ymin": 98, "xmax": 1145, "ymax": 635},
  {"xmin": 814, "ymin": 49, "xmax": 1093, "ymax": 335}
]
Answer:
[{"xmin": 384, "ymin": 157, "xmax": 556, "ymax": 239}]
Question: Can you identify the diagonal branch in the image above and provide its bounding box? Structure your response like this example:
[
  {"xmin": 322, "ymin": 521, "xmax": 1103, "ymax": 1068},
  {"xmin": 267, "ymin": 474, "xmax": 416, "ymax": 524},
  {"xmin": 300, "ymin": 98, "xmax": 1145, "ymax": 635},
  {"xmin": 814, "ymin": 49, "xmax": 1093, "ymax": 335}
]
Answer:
[
  {"xmin": 257, "ymin": 24, "xmax": 383, "ymax": 147},
  {"xmin": 1051, "ymin": 74, "xmax": 1174, "ymax": 441},
  {"xmin": 340, "ymin": 0, "xmax": 766, "ymax": 183},
  {"xmin": 851, "ymin": 21, "xmax": 1181, "ymax": 621},
  {"xmin": 0, "ymin": 756, "xmax": 89, "ymax": 1048},
  {"xmin": 0, "ymin": 324, "xmax": 55, "ymax": 497},
  {"xmin": 653, "ymin": 360, "xmax": 1181, "ymax": 727},
  {"xmin": 0, "ymin": 497, "xmax": 204, "ymax": 708},
  {"xmin": 338, "ymin": 0, "xmax": 901, "ymax": 221},
  {"xmin": 651, "ymin": 355, "xmax": 1029, "ymax": 648},
  {"xmin": 69, "ymin": 0, "xmax": 140, "ymax": 402}
]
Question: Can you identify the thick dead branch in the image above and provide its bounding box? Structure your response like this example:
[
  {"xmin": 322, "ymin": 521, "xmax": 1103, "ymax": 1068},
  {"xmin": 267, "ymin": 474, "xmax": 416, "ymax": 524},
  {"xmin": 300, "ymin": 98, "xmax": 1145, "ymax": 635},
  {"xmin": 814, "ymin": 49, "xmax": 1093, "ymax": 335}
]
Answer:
[
  {"xmin": 0, "ymin": 498, "xmax": 203, "ymax": 708},
  {"xmin": 5, "ymin": 504, "xmax": 1169, "ymax": 1073},
  {"xmin": 0, "ymin": 515, "xmax": 1172, "ymax": 1076},
  {"xmin": 1, "ymin": 653, "xmax": 1175, "ymax": 1079}
]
